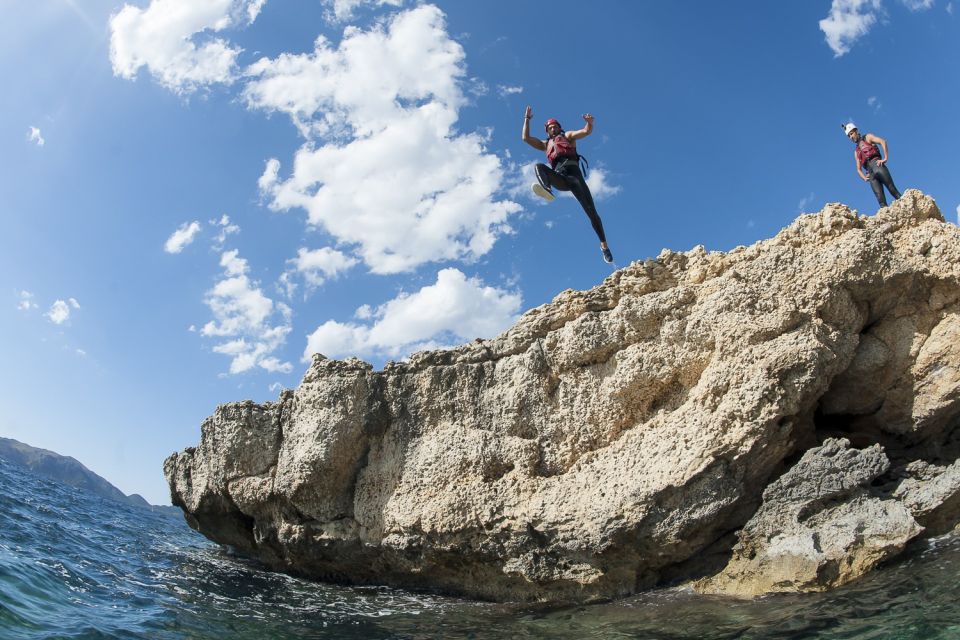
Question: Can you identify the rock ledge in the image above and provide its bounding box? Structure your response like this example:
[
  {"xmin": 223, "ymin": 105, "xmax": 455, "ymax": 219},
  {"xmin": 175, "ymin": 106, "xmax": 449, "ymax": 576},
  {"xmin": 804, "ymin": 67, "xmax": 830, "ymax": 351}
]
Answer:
[{"xmin": 166, "ymin": 191, "xmax": 960, "ymax": 602}]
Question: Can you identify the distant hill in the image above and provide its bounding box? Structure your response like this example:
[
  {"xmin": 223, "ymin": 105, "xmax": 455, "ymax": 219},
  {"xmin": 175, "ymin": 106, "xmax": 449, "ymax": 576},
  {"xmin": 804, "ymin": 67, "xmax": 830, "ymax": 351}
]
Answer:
[{"xmin": 0, "ymin": 437, "xmax": 178, "ymax": 516}]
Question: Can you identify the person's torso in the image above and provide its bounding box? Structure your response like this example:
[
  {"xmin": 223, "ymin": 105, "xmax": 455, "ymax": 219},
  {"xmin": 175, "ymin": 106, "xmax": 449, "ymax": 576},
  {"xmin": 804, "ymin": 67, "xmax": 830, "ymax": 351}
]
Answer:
[
  {"xmin": 855, "ymin": 137, "xmax": 881, "ymax": 167},
  {"xmin": 546, "ymin": 134, "xmax": 577, "ymax": 166}
]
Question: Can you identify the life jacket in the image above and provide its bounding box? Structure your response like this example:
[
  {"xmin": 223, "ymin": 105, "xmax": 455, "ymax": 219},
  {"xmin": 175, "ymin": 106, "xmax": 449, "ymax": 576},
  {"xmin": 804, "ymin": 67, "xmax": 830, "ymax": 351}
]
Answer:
[
  {"xmin": 855, "ymin": 137, "xmax": 881, "ymax": 168},
  {"xmin": 546, "ymin": 133, "xmax": 578, "ymax": 167}
]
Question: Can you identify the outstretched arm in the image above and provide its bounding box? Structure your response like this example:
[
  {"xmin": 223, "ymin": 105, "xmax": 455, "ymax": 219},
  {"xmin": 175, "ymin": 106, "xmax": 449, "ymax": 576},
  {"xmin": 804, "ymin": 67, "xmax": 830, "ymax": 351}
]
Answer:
[
  {"xmin": 522, "ymin": 106, "xmax": 546, "ymax": 151},
  {"xmin": 566, "ymin": 113, "xmax": 594, "ymax": 141},
  {"xmin": 865, "ymin": 133, "xmax": 890, "ymax": 165}
]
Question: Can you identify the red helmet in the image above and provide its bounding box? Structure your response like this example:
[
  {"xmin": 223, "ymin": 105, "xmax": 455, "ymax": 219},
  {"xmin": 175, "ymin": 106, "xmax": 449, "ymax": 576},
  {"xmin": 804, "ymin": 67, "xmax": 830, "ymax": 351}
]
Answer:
[{"xmin": 544, "ymin": 118, "xmax": 561, "ymax": 133}]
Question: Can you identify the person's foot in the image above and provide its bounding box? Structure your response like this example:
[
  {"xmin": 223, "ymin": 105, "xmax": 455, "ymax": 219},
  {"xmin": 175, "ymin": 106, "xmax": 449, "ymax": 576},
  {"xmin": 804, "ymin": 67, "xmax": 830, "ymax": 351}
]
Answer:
[
  {"xmin": 601, "ymin": 246, "xmax": 613, "ymax": 264},
  {"xmin": 532, "ymin": 182, "xmax": 555, "ymax": 202}
]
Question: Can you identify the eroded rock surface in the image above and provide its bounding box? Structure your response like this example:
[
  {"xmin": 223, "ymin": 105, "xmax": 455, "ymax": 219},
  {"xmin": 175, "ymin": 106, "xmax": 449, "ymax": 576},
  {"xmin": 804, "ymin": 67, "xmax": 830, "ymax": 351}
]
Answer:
[{"xmin": 166, "ymin": 191, "xmax": 960, "ymax": 602}]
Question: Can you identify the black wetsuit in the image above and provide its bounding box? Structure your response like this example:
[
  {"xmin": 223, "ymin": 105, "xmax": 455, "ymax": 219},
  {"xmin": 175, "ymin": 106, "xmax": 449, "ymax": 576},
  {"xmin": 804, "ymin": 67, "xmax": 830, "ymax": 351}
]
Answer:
[
  {"xmin": 863, "ymin": 157, "xmax": 902, "ymax": 207},
  {"xmin": 535, "ymin": 158, "xmax": 607, "ymax": 243}
]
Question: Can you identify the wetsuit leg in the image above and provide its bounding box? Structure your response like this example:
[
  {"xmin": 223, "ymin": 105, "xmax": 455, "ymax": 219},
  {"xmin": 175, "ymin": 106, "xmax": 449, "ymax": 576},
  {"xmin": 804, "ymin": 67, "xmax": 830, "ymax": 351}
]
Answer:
[
  {"xmin": 535, "ymin": 163, "xmax": 573, "ymax": 193},
  {"xmin": 559, "ymin": 164, "xmax": 607, "ymax": 243},
  {"xmin": 868, "ymin": 174, "xmax": 888, "ymax": 206},
  {"xmin": 874, "ymin": 164, "xmax": 902, "ymax": 201}
]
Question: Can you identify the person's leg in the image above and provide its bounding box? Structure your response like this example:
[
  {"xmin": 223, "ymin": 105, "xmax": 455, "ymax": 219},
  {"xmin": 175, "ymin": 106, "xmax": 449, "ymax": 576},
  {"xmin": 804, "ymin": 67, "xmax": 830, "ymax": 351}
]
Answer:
[
  {"xmin": 535, "ymin": 163, "xmax": 571, "ymax": 192},
  {"xmin": 868, "ymin": 174, "xmax": 888, "ymax": 207},
  {"xmin": 565, "ymin": 171, "xmax": 607, "ymax": 243},
  {"xmin": 875, "ymin": 164, "xmax": 902, "ymax": 201}
]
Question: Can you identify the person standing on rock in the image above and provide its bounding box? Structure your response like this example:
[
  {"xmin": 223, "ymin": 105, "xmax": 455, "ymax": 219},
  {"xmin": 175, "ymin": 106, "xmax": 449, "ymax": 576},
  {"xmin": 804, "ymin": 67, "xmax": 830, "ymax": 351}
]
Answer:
[
  {"xmin": 522, "ymin": 105, "xmax": 614, "ymax": 264},
  {"xmin": 843, "ymin": 122, "xmax": 903, "ymax": 208}
]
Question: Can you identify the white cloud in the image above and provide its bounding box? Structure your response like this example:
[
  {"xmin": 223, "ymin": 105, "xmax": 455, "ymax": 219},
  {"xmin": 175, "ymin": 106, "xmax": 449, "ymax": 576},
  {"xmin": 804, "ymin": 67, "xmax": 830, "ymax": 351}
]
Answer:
[
  {"xmin": 355, "ymin": 303, "xmax": 373, "ymax": 319},
  {"xmin": 303, "ymin": 267, "xmax": 521, "ymax": 361},
  {"xmin": 287, "ymin": 247, "xmax": 358, "ymax": 291},
  {"xmin": 948, "ymin": 2, "xmax": 954, "ymax": 14},
  {"xmin": 164, "ymin": 220, "xmax": 202, "ymax": 253},
  {"xmin": 798, "ymin": 192, "xmax": 816, "ymax": 212},
  {"xmin": 867, "ymin": 95, "xmax": 881, "ymax": 111},
  {"xmin": 248, "ymin": 5, "xmax": 520, "ymax": 273},
  {"xmin": 819, "ymin": 0, "xmax": 883, "ymax": 57},
  {"xmin": 109, "ymin": 0, "xmax": 263, "ymax": 94},
  {"xmin": 201, "ymin": 249, "xmax": 293, "ymax": 374},
  {"xmin": 820, "ymin": 0, "xmax": 936, "ymax": 56},
  {"xmin": 497, "ymin": 84, "xmax": 523, "ymax": 97},
  {"xmin": 584, "ymin": 167, "xmax": 621, "ymax": 200},
  {"xmin": 243, "ymin": 5, "xmax": 466, "ymax": 137},
  {"xmin": 16, "ymin": 290, "xmax": 38, "ymax": 311},
  {"xmin": 27, "ymin": 127, "xmax": 45, "ymax": 147},
  {"xmin": 955, "ymin": 204, "xmax": 959, "ymax": 225},
  {"xmin": 211, "ymin": 214, "xmax": 240, "ymax": 249},
  {"xmin": 322, "ymin": 0, "xmax": 404, "ymax": 23},
  {"xmin": 246, "ymin": 0, "xmax": 267, "ymax": 21},
  {"xmin": 46, "ymin": 300, "xmax": 72, "ymax": 325}
]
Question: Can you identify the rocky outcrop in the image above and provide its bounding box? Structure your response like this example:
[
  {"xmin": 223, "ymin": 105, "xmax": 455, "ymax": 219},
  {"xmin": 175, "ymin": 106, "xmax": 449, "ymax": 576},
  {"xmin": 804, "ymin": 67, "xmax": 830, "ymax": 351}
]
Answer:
[{"xmin": 166, "ymin": 190, "xmax": 960, "ymax": 602}]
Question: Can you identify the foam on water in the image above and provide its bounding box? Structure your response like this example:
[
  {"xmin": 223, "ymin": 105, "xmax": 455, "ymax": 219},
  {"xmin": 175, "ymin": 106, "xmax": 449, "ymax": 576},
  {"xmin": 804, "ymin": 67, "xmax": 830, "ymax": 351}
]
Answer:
[{"xmin": 1, "ymin": 458, "xmax": 958, "ymax": 639}]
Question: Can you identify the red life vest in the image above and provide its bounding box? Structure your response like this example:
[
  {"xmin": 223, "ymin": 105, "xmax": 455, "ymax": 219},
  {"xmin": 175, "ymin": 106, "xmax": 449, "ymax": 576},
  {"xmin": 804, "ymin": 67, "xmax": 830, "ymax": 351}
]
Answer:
[
  {"xmin": 855, "ymin": 137, "xmax": 881, "ymax": 168},
  {"xmin": 546, "ymin": 133, "xmax": 577, "ymax": 167}
]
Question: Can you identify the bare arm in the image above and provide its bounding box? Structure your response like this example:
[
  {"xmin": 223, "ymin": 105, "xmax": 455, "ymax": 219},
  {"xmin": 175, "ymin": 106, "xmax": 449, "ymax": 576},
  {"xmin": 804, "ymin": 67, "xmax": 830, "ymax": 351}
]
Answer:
[
  {"xmin": 522, "ymin": 105, "xmax": 546, "ymax": 151},
  {"xmin": 566, "ymin": 113, "xmax": 595, "ymax": 141},
  {"xmin": 865, "ymin": 133, "xmax": 889, "ymax": 165}
]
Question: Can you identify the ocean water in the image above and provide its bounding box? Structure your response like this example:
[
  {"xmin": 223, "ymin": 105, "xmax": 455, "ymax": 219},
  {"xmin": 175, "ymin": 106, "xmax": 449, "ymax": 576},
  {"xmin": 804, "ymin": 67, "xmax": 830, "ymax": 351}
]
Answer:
[{"xmin": 1, "ymin": 458, "xmax": 958, "ymax": 640}]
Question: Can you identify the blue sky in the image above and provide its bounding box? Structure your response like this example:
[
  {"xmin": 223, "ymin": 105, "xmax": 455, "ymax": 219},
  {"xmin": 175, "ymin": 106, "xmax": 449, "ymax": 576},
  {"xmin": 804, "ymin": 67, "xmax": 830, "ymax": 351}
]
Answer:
[{"xmin": 2, "ymin": 0, "xmax": 958, "ymax": 505}]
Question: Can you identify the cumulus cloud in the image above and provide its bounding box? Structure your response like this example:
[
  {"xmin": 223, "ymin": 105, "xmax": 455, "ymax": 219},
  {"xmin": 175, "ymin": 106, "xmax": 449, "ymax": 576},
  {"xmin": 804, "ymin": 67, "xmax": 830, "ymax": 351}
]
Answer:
[
  {"xmin": 164, "ymin": 220, "xmax": 202, "ymax": 253},
  {"xmin": 248, "ymin": 5, "xmax": 520, "ymax": 273},
  {"xmin": 201, "ymin": 249, "xmax": 293, "ymax": 374},
  {"xmin": 27, "ymin": 126, "xmax": 45, "ymax": 147},
  {"xmin": 820, "ymin": 0, "xmax": 937, "ymax": 56},
  {"xmin": 819, "ymin": 0, "xmax": 883, "ymax": 57},
  {"xmin": 322, "ymin": 0, "xmax": 404, "ymax": 23},
  {"xmin": 46, "ymin": 299, "xmax": 79, "ymax": 325},
  {"xmin": 585, "ymin": 167, "xmax": 621, "ymax": 200},
  {"xmin": 16, "ymin": 290, "xmax": 38, "ymax": 311},
  {"xmin": 243, "ymin": 4, "xmax": 466, "ymax": 137},
  {"xmin": 281, "ymin": 247, "xmax": 358, "ymax": 298},
  {"xmin": 303, "ymin": 268, "xmax": 521, "ymax": 360},
  {"xmin": 109, "ymin": 0, "xmax": 263, "ymax": 93}
]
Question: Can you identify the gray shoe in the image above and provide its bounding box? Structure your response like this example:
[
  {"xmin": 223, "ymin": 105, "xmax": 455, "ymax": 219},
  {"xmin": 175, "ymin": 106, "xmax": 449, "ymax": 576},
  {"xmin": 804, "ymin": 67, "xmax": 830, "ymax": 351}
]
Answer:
[
  {"xmin": 532, "ymin": 182, "xmax": 555, "ymax": 202},
  {"xmin": 601, "ymin": 246, "xmax": 613, "ymax": 264}
]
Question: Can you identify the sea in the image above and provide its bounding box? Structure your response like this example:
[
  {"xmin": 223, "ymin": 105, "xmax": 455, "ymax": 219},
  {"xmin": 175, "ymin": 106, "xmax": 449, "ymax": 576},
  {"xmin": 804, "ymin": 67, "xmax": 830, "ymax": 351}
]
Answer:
[{"xmin": 1, "ymin": 458, "xmax": 959, "ymax": 640}]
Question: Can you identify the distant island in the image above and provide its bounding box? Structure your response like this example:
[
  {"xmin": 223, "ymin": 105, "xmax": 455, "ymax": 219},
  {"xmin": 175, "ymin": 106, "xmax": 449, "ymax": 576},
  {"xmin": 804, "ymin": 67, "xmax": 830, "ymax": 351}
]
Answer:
[{"xmin": 0, "ymin": 436, "xmax": 178, "ymax": 516}]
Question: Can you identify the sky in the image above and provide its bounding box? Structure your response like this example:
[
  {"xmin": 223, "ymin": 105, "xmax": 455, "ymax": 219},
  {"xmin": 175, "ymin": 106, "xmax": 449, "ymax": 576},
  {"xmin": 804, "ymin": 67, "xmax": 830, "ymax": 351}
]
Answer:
[{"xmin": 2, "ymin": 0, "xmax": 958, "ymax": 505}]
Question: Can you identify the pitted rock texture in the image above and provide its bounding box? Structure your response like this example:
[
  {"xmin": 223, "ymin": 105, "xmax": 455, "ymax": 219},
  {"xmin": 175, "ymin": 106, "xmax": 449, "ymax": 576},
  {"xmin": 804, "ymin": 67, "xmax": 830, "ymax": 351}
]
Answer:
[{"xmin": 166, "ymin": 191, "xmax": 960, "ymax": 602}]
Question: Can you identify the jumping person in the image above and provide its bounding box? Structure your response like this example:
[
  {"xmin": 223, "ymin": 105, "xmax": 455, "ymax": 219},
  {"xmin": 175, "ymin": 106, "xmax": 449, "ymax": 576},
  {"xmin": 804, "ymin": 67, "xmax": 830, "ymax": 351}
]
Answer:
[
  {"xmin": 522, "ymin": 106, "xmax": 613, "ymax": 264},
  {"xmin": 843, "ymin": 122, "xmax": 902, "ymax": 207}
]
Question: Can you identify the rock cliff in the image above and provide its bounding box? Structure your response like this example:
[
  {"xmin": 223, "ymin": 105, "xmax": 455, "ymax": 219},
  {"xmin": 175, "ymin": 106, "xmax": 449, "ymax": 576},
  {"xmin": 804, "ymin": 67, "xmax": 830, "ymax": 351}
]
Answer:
[{"xmin": 166, "ymin": 190, "xmax": 960, "ymax": 603}]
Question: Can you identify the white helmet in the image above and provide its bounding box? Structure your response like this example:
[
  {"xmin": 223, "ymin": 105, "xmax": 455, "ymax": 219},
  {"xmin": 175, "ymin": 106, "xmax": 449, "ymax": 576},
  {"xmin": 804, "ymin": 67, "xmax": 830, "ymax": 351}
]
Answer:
[{"xmin": 843, "ymin": 122, "xmax": 858, "ymax": 136}]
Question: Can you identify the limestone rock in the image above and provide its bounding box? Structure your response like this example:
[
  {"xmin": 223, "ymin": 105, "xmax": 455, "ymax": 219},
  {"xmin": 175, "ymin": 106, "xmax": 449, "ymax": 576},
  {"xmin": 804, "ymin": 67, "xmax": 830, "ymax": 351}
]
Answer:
[
  {"xmin": 696, "ymin": 438, "xmax": 921, "ymax": 596},
  {"xmin": 165, "ymin": 191, "xmax": 960, "ymax": 602}
]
